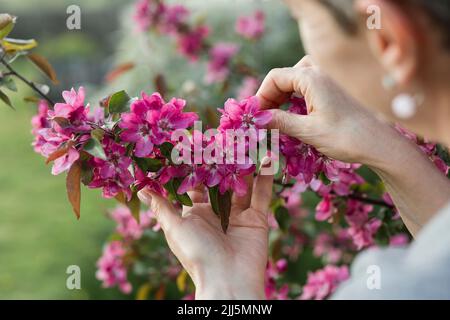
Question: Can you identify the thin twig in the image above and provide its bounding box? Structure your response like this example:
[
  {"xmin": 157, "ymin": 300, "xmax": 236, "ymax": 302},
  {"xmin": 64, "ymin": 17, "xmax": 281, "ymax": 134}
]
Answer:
[
  {"xmin": 0, "ymin": 55, "xmax": 55, "ymax": 106},
  {"xmin": 274, "ymin": 180, "xmax": 394, "ymax": 209}
]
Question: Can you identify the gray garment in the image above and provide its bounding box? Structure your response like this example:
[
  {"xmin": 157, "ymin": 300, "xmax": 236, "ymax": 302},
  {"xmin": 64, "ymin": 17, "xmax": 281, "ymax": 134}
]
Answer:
[{"xmin": 332, "ymin": 203, "xmax": 450, "ymax": 299}]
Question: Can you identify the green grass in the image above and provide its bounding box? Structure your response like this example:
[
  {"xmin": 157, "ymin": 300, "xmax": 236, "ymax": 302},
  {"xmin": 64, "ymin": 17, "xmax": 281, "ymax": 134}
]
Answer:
[{"xmin": 0, "ymin": 84, "xmax": 125, "ymax": 299}]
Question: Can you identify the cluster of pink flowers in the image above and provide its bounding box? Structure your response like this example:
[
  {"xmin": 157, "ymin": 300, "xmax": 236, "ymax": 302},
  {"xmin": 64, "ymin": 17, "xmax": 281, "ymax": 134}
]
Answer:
[
  {"xmin": 206, "ymin": 43, "xmax": 239, "ymax": 84},
  {"xmin": 300, "ymin": 265, "xmax": 349, "ymax": 300},
  {"xmin": 396, "ymin": 125, "xmax": 450, "ymax": 175},
  {"xmin": 96, "ymin": 241, "xmax": 132, "ymax": 294},
  {"xmin": 96, "ymin": 206, "xmax": 162, "ymax": 294},
  {"xmin": 134, "ymin": 0, "xmax": 209, "ymax": 61},
  {"xmin": 134, "ymin": 0, "xmax": 266, "ymax": 84},
  {"xmin": 313, "ymin": 230, "xmax": 354, "ymax": 264},
  {"xmin": 32, "ymin": 87, "xmax": 91, "ymax": 175},
  {"xmin": 110, "ymin": 205, "xmax": 159, "ymax": 240},
  {"xmin": 134, "ymin": 0, "xmax": 189, "ymax": 34},
  {"xmin": 235, "ymin": 10, "xmax": 266, "ymax": 40},
  {"xmin": 34, "ymin": 86, "xmax": 445, "ymax": 300},
  {"xmin": 237, "ymin": 76, "xmax": 260, "ymax": 100},
  {"xmin": 265, "ymin": 259, "xmax": 289, "ymax": 300},
  {"xmin": 31, "ymin": 88, "xmax": 275, "ymax": 207}
]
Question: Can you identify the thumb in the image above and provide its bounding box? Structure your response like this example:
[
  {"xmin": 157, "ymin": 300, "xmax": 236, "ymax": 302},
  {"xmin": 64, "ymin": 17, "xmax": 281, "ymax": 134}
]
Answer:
[
  {"xmin": 267, "ymin": 109, "xmax": 309, "ymax": 139},
  {"xmin": 138, "ymin": 189, "xmax": 181, "ymax": 233}
]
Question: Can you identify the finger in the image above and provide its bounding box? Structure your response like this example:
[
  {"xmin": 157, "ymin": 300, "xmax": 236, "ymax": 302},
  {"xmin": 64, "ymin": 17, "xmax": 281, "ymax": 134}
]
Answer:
[
  {"xmin": 293, "ymin": 55, "xmax": 316, "ymax": 68},
  {"xmin": 267, "ymin": 109, "xmax": 309, "ymax": 139},
  {"xmin": 182, "ymin": 185, "xmax": 207, "ymax": 216},
  {"xmin": 250, "ymin": 158, "xmax": 275, "ymax": 215},
  {"xmin": 256, "ymin": 67, "xmax": 298, "ymax": 110},
  {"xmin": 256, "ymin": 66, "xmax": 316, "ymax": 111},
  {"xmin": 232, "ymin": 174, "xmax": 254, "ymax": 210},
  {"xmin": 138, "ymin": 189, "xmax": 181, "ymax": 233}
]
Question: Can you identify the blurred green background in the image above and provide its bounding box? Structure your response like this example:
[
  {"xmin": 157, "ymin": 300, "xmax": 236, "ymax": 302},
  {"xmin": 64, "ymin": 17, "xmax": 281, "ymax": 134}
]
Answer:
[
  {"xmin": 0, "ymin": 0, "xmax": 135, "ymax": 299},
  {"xmin": 0, "ymin": 0, "xmax": 302, "ymax": 299}
]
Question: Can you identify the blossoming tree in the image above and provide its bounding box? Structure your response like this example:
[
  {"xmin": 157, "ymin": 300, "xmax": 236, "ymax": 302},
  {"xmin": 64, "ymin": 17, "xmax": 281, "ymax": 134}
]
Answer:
[{"xmin": 1, "ymin": 1, "xmax": 449, "ymax": 300}]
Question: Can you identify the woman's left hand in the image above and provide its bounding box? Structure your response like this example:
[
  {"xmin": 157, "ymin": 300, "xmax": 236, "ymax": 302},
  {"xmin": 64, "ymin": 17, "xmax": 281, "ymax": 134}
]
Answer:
[{"xmin": 138, "ymin": 167, "xmax": 273, "ymax": 300}]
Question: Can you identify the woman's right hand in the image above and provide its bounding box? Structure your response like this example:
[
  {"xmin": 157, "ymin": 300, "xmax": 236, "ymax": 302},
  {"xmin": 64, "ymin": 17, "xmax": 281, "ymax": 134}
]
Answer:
[
  {"xmin": 257, "ymin": 56, "xmax": 399, "ymax": 167},
  {"xmin": 258, "ymin": 56, "xmax": 450, "ymax": 236}
]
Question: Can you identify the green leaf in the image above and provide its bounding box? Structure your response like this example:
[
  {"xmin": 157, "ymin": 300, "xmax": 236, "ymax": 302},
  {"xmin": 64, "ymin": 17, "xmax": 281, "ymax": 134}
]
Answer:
[
  {"xmin": 217, "ymin": 190, "xmax": 232, "ymax": 233},
  {"xmin": 108, "ymin": 90, "xmax": 131, "ymax": 114},
  {"xmin": 160, "ymin": 142, "xmax": 174, "ymax": 162},
  {"xmin": 0, "ymin": 14, "xmax": 15, "ymax": 39},
  {"xmin": 0, "ymin": 89, "xmax": 14, "ymax": 109},
  {"xmin": 0, "ymin": 76, "xmax": 17, "ymax": 92},
  {"xmin": 80, "ymin": 160, "xmax": 93, "ymax": 185},
  {"xmin": 274, "ymin": 206, "xmax": 290, "ymax": 232},
  {"xmin": 91, "ymin": 128, "xmax": 105, "ymax": 141},
  {"xmin": 84, "ymin": 137, "xmax": 107, "ymax": 160},
  {"xmin": 208, "ymin": 186, "xmax": 232, "ymax": 233},
  {"xmin": 208, "ymin": 186, "xmax": 220, "ymax": 216},
  {"xmin": 2, "ymin": 38, "xmax": 38, "ymax": 53},
  {"xmin": 127, "ymin": 192, "xmax": 141, "ymax": 223},
  {"xmin": 164, "ymin": 179, "xmax": 193, "ymax": 207},
  {"xmin": 134, "ymin": 157, "xmax": 163, "ymax": 173}
]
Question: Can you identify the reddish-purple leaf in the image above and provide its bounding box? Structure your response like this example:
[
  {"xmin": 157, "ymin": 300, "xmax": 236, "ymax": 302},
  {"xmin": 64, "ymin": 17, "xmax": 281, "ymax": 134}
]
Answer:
[{"xmin": 66, "ymin": 161, "xmax": 82, "ymax": 219}]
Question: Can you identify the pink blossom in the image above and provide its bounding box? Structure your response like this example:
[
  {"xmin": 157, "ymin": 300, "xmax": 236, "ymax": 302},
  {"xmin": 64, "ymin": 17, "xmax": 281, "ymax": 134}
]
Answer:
[
  {"xmin": 218, "ymin": 96, "xmax": 272, "ymax": 131},
  {"xmin": 432, "ymin": 155, "xmax": 450, "ymax": 175},
  {"xmin": 315, "ymin": 195, "xmax": 335, "ymax": 221},
  {"xmin": 300, "ymin": 265, "xmax": 349, "ymax": 300},
  {"xmin": 119, "ymin": 92, "xmax": 163, "ymax": 157},
  {"xmin": 176, "ymin": 25, "xmax": 209, "ymax": 61},
  {"xmin": 110, "ymin": 206, "xmax": 156, "ymax": 240},
  {"xmin": 177, "ymin": 166, "xmax": 208, "ymax": 194},
  {"xmin": 134, "ymin": 168, "xmax": 167, "ymax": 197},
  {"xmin": 265, "ymin": 259, "xmax": 290, "ymax": 300},
  {"xmin": 31, "ymin": 100, "xmax": 51, "ymax": 154},
  {"xmin": 205, "ymin": 43, "xmax": 239, "ymax": 84},
  {"xmin": 133, "ymin": 0, "xmax": 166, "ymax": 32},
  {"xmin": 288, "ymin": 96, "xmax": 308, "ymax": 115},
  {"xmin": 390, "ymin": 234, "xmax": 409, "ymax": 247},
  {"xmin": 218, "ymin": 164, "xmax": 255, "ymax": 196},
  {"xmin": 88, "ymin": 137, "xmax": 134, "ymax": 200},
  {"xmin": 96, "ymin": 241, "xmax": 132, "ymax": 294},
  {"xmin": 162, "ymin": 5, "xmax": 189, "ymax": 34},
  {"xmin": 146, "ymin": 98, "xmax": 198, "ymax": 145},
  {"xmin": 280, "ymin": 135, "xmax": 322, "ymax": 183},
  {"xmin": 281, "ymin": 182, "xmax": 308, "ymax": 216},
  {"xmin": 49, "ymin": 87, "xmax": 90, "ymax": 133},
  {"xmin": 119, "ymin": 93, "xmax": 197, "ymax": 156},
  {"xmin": 346, "ymin": 218, "xmax": 382, "ymax": 250},
  {"xmin": 313, "ymin": 231, "xmax": 353, "ymax": 264},
  {"xmin": 345, "ymin": 200, "xmax": 381, "ymax": 250},
  {"xmin": 237, "ymin": 77, "xmax": 260, "ymax": 100},
  {"xmin": 314, "ymin": 234, "xmax": 341, "ymax": 264},
  {"xmin": 34, "ymin": 127, "xmax": 81, "ymax": 175},
  {"xmin": 31, "ymin": 100, "xmax": 50, "ymax": 135},
  {"xmin": 236, "ymin": 11, "xmax": 265, "ymax": 40}
]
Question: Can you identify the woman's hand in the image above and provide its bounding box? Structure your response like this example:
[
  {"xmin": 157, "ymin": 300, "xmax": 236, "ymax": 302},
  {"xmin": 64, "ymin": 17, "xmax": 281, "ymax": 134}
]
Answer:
[
  {"xmin": 257, "ymin": 55, "xmax": 397, "ymax": 166},
  {"xmin": 138, "ymin": 166, "xmax": 273, "ymax": 300},
  {"xmin": 257, "ymin": 56, "xmax": 450, "ymax": 236}
]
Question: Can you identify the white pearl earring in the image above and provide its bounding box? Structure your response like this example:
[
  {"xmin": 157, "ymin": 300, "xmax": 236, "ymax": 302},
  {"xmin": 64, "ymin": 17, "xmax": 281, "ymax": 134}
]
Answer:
[{"xmin": 382, "ymin": 75, "xmax": 424, "ymax": 120}]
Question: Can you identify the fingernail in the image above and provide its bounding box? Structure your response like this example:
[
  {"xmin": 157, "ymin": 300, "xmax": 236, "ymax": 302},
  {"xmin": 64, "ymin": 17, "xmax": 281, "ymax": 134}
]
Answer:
[
  {"xmin": 138, "ymin": 189, "xmax": 152, "ymax": 205},
  {"xmin": 258, "ymin": 156, "xmax": 272, "ymax": 173}
]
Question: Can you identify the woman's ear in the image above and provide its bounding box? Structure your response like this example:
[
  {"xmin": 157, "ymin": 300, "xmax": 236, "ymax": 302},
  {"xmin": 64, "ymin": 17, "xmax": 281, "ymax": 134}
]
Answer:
[{"xmin": 355, "ymin": 0, "xmax": 422, "ymax": 87}]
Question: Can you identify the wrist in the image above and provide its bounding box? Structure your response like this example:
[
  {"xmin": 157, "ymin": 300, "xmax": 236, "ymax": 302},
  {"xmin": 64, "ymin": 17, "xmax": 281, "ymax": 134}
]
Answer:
[
  {"xmin": 193, "ymin": 266, "xmax": 266, "ymax": 300},
  {"xmin": 356, "ymin": 119, "xmax": 414, "ymax": 172}
]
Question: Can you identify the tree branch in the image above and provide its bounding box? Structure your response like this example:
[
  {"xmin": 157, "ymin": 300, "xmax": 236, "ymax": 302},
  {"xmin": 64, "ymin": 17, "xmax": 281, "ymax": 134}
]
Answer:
[
  {"xmin": 0, "ymin": 55, "xmax": 55, "ymax": 106},
  {"xmin": 275, "ymin": 180, "xmax": 394, "ymax": 209}
]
